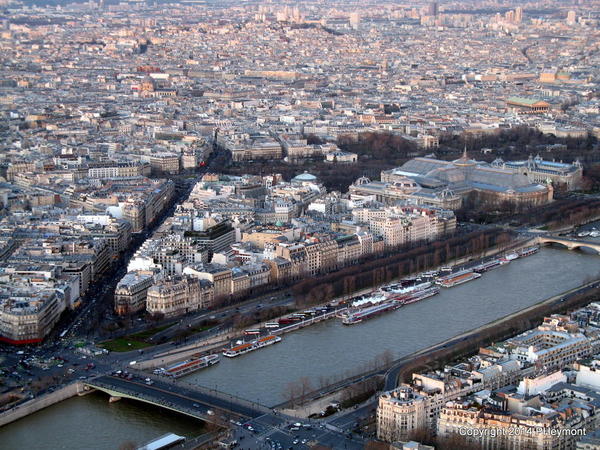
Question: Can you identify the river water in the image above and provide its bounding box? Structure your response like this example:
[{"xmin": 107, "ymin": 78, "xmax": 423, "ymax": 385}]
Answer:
[
  {"xmin": 2, "ymin": 247, "xmax": 600, "ymax": 449},
  {"xmin": 0, "ymin": 391, "xmax": 204, "ymax": 450}
]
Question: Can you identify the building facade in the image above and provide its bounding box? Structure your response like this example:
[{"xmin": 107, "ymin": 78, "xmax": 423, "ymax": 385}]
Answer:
[
  {"xmin": 377, "ymin": 386, "xmax": 428, "ymax": 442},
  {"xmin": 114, "ymin": 271, "xmax": 155, "ymax": 315},
  {"xmin": 146, "ymin": 276, "xmax": 214, "ymax": 317}
]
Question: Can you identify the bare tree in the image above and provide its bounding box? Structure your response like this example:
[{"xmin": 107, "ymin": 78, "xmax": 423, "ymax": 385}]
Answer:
[
  {"xmin": 382, "ymin": 349, "xmax": 394, "ymax": 368},
  {"xmin": 282, "ymin": 381, "xmax": 300, "ymax": 406},
  {"xmin": 298, "ymin": 376, "xmax": 313, "ymax": 404},
  {"xmin": 372, "ymin": 352, "xmax": 383, "ymax": 370},
  {"xmin": 318, "ymin": 375, "xmax": 330, "ymax": 390}
]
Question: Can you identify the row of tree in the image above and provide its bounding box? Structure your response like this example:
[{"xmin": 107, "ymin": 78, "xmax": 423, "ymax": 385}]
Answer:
[
  {"xmin": 281, "ymin": 349, "xmax": 394, "ymax": 406},
  {"xmin": 222, "ymin": 126, "xmax": 598, "ymax": 198},
  {"xmin": 292, "ymin": 229, "xmax": 513, "ymax": 308},
  {"xmin": 438, "ymin": 125, "xmax": 598, "ymax": 164},
  {"xmin": 337, "ymin": 131, "xmax": 419, "ymax": 163},
  {"xmin": 459, "ymin": 196, "xmax": 600, "ymax": 229},
  {"xmin": 220, "ymin": 131, "xmax": 419, "ymax": 193}
]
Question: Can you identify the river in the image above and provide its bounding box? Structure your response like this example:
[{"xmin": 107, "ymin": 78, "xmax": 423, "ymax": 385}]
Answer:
[
  {"xmin": 2, "ymin": 247, "xmax": 600, "ymax": 449},
  {"xmin": 0, "ymin": 391, "xmax": 204, "ymax": 450}
]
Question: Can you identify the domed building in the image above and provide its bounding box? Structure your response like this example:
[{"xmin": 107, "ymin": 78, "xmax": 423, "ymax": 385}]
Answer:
[
  {"xmin": 291, "ymin": 171, "xmax": 318, "ymax": 185},
  {"xmin": 350, "ymin": 170, "xmax": 462, "ymax": 210},
  {"xmin": 452, "ymin": 148, "xmax": 479, "ymax": 168},
  {"xmin": 388, "ymin": 176, "xmax": 420, "ymax": 194},
  {"xmin": 372, "ymin": 150, "xmax": 553, "ymax": 210},
  {"xmin": 499, "ymin": 154, "xmax": 583, "ymax": 190},
  {"xmin": 354, "ymin": 176, "xmax": 371, "ymax": 186}
]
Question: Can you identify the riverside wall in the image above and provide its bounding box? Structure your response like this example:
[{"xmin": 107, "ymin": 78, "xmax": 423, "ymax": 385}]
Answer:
[
  {"xmin": 133, "ymin": 237, "xmax": 536, "ymax": 371},
  {"xmin": 0, "ymin": 382, "xmax": 84, "ymax": 427}
]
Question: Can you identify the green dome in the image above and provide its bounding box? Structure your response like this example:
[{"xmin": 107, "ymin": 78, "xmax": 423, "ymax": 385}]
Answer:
[{"xmin": 292, "ymin": 172, "xmax": 317, "ymax": 182}]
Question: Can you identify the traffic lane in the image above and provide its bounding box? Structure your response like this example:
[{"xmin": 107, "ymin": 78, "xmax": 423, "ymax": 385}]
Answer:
[
  {"xmin": 92, "ymin": 375, "xmax": 263, "ymax": 419},
  {"xmin": 3, "ymin": 352, "xmax": 79, "ymax": 382},
  {"xmin": 267, "ymin": 422, "xmax": 330, "ymax": 446},
  {"xmin": 232, "ymin": 427, "xmax": 299, "ymax": 450},
  {"xmin": 124, "ymin": 293, "xmax": 291, "ymax": 348},
  {"xmin": 66, "ymin": 184, "xmax": 195, "ymax": 340},
  {"xmin": 91, "ymin": 376, "xmax": 217, "ymax": 417},
  {"xmin": 312, "ymin": 429, "xmax": 364, "ymax": 450},
  {"xmin": 384, "ymin": 364, "xmax": 403, "ymax": 391},
  {"xmin": 101, "ymin": 331, "xmax": 217, "ymax": 362},
  {"xmin": 151, "ymin": 379, "xmax": 263, "ymax": 418},
  {"xmin": 259, "ymin": 429, "xmax": 308, "ymax": 450},
  {"xmin": 253, "ymin": 413, "xmax": 287, "ymax": 427},
  {"xmin": 329, "ymin": 401, "xmax": 376, "ymax": 429}
]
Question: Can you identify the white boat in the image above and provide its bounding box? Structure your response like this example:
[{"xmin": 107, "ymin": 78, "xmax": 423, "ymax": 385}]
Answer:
[
  {"xmin": 341, "ymin": 301, "xmax": 400, "ymax": 325},
  {"xmin": 503, "ymin": 252, "xmax": 519, "ymax": 261},
  {"xmin": 351, "ymin": 292, "xmax": 387, "ymax": 308},
  {"xmin": 435, "ymin": 270, "xmax": 481, "ymax": 288},
  {"xmin": 397, "ymin": 287, "xmax": 440, "ymax": 305},
  {"xmin": 518, "ymin": 246, "xmax": 539, "ymax": 257},
  {"xmin": 472, "ymin": 259, "xmax": 503, "ymax": 273},
  {"xmin": 384, "ymin": 281, "xmax": 432, "ymax": 295},
  {"xmin": 223, "ymin": 335, "xmax": 282, "ymax": 357},
  {"xmin": 157, "ymin": 354, "xmax": 219, "ymax": 378}
]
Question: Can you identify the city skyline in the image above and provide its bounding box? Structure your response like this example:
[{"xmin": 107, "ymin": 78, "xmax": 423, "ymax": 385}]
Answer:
[{"xmin": 0, "ymin": 0, "xmax": 599, "ymax": 449}]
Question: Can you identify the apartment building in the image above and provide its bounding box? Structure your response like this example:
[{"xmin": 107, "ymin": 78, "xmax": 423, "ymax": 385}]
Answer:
[
  {"xmin": 357, "ymin": 205, "xmax": 455, "ymax": 249},
  {"xmin": 438, "ymin": 400, "xmax": 591, "ymax": 449},
  {"xmin": 506, "ymin": 329, "xmax": 593, "ymax": 371},
  {"xmin": 114, "ymin": 271, "xmax": 155, "ymax": 315},
  {"xmin": 88, "ymin": 162, "xmax": 151, "ymax": 179},
  {"xmin": 377, "ymin": 386, "xmax": 428, "ymax": 442},
  {"xmin": 183, "ymin": 221, "xmax": 236, "ymax": 254},
  {"xmin": 274, "ymin": 243, "xmax": 308, "ymax": 280},
  {"xmin": 149, "ymin": 152, "xmax": 180, "ymax": 174},
  {"xmin": 0, "ymin": 289, "xmax": 65, "ymax": 344},
  {"xmin": 146, "ymin": 276, "xmax": 213, "ymax": 318},
  {"xmin": 230, "ymin": 140, "xmax": 282, "ymax": 162},
  {"xmin": 184, "ymin": 265, "xmax": 233, "ymax": 299}
]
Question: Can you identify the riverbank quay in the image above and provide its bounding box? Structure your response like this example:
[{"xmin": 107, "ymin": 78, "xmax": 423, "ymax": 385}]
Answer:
[
  {"xmin": 133, "ymin": 237, "xmax": 535, "ymax": 372},
  {"xmin": 280, "ymin": 277, "xmax": 600, "ymax": 415},
  {"xmin": 0, "ymin": 382, "xmax": 85, "ymax": 427},
  {"xmin": 2, "ymin": 248, "xmax": 599, "ymax": 433}
]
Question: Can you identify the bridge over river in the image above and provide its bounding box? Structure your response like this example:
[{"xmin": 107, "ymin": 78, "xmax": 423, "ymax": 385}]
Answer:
[
  {"xmin": 85, "ymin": 374, "xmax": 274, "ymax": 425},
  {"xmin": 85, "ymin": 374, "xmax": 364, "ymax": 448},
  {"xmin": 536, "ymin": 235, "xmax": 600, "ymax": 253}
]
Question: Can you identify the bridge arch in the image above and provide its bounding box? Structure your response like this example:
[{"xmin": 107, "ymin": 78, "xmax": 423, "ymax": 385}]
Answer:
[
  {"xmin": 85, "ymin": 383, "xmax": 214, "ymax": 422},
  {"xmin": 540, "ymin": 240, "xmax": 571, "ymax": 251},
  {"xmin": 84, "ymin": 375, "xmax": 271, "ymax": 426},
  {"xmin": 568, "ymin": 244, "xmax": 600, "ymax": 255},
  {"xmin": 537, "ymin": 237, "xmax": 600, "ymax": 255}
]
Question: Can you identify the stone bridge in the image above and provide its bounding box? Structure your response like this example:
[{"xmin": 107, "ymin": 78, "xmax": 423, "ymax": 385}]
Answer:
[
  {"xmin": 536, "ymin": 236, "xmax": 600, "ymax": 254},
  {"xmin": 85, "ymin": 374, "xmax": 272, "ymax": 425}
]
